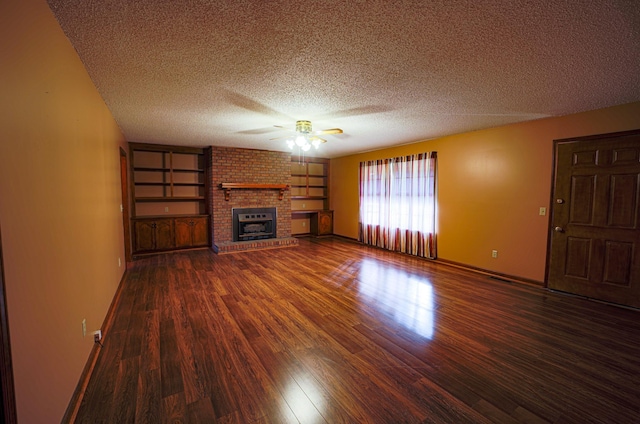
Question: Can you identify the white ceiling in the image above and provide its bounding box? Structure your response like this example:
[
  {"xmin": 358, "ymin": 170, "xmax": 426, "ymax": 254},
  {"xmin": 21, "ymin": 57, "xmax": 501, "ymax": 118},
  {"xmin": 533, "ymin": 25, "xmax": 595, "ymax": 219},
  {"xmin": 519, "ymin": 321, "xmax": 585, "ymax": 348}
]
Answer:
[{"xmin": 47, "ymin": 0, "xmax": 640, "ymax": 158}]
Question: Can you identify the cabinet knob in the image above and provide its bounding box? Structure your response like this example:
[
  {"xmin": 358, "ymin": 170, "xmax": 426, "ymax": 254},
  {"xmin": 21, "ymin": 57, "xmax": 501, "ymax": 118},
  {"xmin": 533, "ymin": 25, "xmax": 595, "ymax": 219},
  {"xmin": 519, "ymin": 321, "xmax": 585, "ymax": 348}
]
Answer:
[{"xmin": 554, "ymin": 226, "xmax": 564, "ymax": 233}]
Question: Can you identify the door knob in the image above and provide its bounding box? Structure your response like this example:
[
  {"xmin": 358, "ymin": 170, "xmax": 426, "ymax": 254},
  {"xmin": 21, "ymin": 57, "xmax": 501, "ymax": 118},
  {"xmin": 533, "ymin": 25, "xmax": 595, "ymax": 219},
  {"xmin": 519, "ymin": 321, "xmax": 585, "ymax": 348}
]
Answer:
[
  {"xmin": 556, "ymin": 199, "xmax": 565, "ymax": 204},
  {"xmin": 554, "ymin": 226, "xmax": 564, "ymax": 233}
]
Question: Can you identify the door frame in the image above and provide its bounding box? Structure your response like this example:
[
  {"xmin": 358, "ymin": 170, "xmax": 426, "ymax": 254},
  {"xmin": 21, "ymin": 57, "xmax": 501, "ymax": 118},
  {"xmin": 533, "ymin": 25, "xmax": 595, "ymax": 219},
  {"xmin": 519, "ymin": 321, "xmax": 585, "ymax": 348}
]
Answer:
[
  {"xmin": 120, "ymin": 147, "xmax": 132, "ymax": 263},
  {"xmin": 0, "ymin": 225, "xmax": 17, "ymax": 424},
  {"xmin": 546, "ymin": 128, "xmax": 640, "ymax": 295}
]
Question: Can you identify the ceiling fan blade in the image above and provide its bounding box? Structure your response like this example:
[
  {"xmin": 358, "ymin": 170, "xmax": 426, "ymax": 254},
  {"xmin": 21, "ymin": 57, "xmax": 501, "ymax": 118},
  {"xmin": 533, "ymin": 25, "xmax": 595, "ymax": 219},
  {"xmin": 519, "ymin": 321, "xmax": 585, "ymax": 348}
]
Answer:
[
  {"xmin": 237, "ymin": 127, "xmax": 282, "ymax": 135},
  {"xmin": 274, "ymin": 125, "xmax": 294, "ymax": 131},
  {"xmin": 309, "ymin": 136, "xmax": 327, "ymax": 143},
  {"xmin": 269, "ymin": 135, "xmax": 293, "ymax": 141},
  {"xmin": 315, "ymin": 105, "xmax": 392, "ymax": 120},
  {"xmin": 314, "ymin": 128, "xmax": 343, "ymax": 135}
]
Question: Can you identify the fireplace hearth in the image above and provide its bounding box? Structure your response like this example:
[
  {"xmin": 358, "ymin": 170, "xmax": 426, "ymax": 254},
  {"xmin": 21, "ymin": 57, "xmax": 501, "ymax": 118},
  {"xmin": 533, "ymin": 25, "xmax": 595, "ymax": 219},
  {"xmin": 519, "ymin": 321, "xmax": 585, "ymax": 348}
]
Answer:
[{"xmin": 232, "ymin": 207, "xmax": 277, "ymax": 242}]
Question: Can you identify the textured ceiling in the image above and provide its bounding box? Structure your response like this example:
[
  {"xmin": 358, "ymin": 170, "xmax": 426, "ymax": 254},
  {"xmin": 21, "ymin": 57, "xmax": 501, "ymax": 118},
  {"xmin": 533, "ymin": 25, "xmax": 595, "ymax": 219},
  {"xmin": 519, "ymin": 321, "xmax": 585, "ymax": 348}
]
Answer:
[{"xmin": 47, "ymin": 0, "xmax": 640, "ymax": 158}]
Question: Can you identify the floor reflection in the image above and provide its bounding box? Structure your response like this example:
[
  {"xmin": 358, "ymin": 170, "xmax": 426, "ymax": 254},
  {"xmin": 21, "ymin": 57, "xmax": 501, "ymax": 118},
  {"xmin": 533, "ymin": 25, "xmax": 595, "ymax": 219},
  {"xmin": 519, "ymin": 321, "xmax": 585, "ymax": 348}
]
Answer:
[
  {"xmin": 357, "ymin": 259, "xmax": 435, "ymax": 339},
  {"xmin": 282, "ymin": 372, "xmax": 325, "ymax": 423}
]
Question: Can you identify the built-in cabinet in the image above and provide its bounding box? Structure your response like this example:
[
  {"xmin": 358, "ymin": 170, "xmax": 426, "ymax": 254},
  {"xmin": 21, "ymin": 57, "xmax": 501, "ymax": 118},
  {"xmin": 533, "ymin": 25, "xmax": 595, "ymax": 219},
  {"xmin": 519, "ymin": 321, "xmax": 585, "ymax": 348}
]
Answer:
[
  {"xmin": 175, "ymin": 216, "xmax": 209, "ymax": 248},
  {"xmin": 132, "ymin": 216, "xmax": 209, "ymax": 253},
  {"xmin": 132, "ymin": 218, "xmax": 175, "ymax": 253},
  {"xmin": 291, "ymin": 156, "xmax": 333, "ymax": 236},
  {"xmin": 129, "ymin": 143, "xmax": 210, "ymax": 255},
  {"xmin": 310, "ymin": 210, "xmax": 333, "ymax": 236}
]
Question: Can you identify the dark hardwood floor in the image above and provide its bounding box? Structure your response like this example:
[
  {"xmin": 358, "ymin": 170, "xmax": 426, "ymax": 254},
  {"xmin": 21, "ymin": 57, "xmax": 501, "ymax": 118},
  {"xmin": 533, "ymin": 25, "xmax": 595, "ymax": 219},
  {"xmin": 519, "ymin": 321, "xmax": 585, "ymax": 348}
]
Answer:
[{"xmin": 74, "ymin": 237, "xmax": 640, "ymax": 423}]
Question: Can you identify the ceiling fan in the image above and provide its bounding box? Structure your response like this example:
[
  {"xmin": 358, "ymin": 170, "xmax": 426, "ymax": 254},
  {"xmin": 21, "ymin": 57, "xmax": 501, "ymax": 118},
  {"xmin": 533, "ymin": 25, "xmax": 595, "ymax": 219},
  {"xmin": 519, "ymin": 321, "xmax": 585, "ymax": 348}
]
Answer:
[{"xmin": 271, "ymin": 120, "xmax": 343, "ymax": 151}]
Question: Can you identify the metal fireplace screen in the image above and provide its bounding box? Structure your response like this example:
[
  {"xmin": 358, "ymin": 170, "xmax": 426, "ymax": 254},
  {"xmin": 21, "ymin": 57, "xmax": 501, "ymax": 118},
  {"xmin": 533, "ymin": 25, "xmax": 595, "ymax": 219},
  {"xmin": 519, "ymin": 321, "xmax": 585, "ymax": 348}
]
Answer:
[{"xmin": 232, "ymin": 208, "xmax": 276, "ymax": 241}]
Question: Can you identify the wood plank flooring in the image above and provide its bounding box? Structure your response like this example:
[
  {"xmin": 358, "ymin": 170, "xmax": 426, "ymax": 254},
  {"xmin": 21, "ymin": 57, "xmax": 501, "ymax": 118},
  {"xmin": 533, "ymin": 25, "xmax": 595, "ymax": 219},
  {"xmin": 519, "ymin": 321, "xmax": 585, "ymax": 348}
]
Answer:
[{"xmin": 74, "ymin": 237, "xmax": 640, "ymax": 423}]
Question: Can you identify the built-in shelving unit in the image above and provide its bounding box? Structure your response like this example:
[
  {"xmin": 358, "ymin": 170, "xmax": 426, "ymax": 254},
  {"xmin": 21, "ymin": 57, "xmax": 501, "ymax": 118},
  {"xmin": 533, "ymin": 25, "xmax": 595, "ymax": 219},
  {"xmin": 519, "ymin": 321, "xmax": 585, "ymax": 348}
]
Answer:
[
  {"xmin": 129, "ymin": 142, "xmax": 210, "ymax": 255},
  {"xmin": 291, "ymin": 156, "xmax": 332, "ymax": 236}
]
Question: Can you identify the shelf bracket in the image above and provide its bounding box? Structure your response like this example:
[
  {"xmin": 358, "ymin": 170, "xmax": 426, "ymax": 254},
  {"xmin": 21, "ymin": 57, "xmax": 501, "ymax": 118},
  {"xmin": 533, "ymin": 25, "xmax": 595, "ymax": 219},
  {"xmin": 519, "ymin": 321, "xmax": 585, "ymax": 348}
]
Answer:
[{"xmin": 218, "ymin": 183, "xmax": 290, "ymax": 201}]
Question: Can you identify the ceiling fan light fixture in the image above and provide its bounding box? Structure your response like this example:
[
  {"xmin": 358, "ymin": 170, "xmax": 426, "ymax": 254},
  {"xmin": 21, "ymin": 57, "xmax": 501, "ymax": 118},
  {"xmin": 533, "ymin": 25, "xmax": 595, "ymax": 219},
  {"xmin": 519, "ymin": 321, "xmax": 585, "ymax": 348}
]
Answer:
[
  {"xmin": 295, "ymin": 135, "xmax": 307, "ymax": 147},
  {"xmin": 277, "ymin": 119, "xmax": 341, "ymax": 154}
]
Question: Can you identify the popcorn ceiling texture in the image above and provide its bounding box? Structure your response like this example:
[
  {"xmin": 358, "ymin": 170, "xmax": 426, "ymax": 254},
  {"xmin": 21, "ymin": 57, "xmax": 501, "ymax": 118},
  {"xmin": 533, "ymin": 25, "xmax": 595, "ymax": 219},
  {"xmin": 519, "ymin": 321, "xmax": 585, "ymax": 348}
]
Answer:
[{"xmin": 47, "ymin": 0, "xmax": 640, "ymax": 157}]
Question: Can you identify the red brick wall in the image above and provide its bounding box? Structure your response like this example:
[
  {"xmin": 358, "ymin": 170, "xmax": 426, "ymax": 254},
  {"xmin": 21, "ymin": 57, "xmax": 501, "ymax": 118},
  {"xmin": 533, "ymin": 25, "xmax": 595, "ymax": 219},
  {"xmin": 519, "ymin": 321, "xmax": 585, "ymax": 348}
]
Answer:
[{"xmin": 209, "ymin": 146, "xmax": 292, "ymax": 246}]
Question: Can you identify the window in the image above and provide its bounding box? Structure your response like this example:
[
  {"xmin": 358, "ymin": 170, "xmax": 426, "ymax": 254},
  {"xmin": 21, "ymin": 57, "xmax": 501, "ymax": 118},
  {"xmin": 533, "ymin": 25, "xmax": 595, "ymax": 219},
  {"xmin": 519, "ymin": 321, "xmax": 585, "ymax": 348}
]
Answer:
[{"xmin": 359, "ymin": 152, "xmax": 436, "ymax": 258}]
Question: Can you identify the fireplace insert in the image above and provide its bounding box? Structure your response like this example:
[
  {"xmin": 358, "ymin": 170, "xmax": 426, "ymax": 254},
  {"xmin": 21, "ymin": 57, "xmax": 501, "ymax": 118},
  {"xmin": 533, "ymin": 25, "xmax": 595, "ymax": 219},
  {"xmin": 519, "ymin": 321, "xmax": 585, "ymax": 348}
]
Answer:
[{"xmin": 232, "ymin": 207, "xmax": 277, "ymax": 241}]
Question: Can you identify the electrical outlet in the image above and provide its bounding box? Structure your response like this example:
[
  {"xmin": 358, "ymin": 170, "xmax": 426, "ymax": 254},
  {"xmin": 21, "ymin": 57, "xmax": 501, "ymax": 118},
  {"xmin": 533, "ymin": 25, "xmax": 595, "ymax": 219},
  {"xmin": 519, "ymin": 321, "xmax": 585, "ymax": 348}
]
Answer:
[
  {"xmin": 491, "ymin": 250, "xmax": 498, "ymax": 258},
  {"xmin": 93, "ymin": 330, "xmax": 102, "ymax": 343},
  {"xmin": 82, "ymin": 319, "xmax": 87, "ymax": 338},
  {"xmin": 539, "ymin": 207, "xmax": 546, "ymax": 216}
]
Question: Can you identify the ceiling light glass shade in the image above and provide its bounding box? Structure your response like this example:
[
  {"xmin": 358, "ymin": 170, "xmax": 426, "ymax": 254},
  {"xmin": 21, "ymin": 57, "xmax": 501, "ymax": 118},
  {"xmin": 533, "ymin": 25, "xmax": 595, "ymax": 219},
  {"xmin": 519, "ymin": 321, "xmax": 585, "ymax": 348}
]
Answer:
[
  {"xmin": 286, "ymin": 131, "xmax": 322, "ymax": 154},
  {"xmin": 295, "ymin": 135, "xmax": 307, "ymax": 147}
]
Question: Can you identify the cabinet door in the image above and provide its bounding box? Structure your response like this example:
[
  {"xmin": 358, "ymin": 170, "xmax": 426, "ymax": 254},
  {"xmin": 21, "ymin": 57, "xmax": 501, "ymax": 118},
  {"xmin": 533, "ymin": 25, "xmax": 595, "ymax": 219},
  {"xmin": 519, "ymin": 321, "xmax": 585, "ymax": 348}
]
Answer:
[
  {"xmin": 134, "ymin": 220, "xmax": 155, "ymax": 252},
  {"xmin": 154, "ymin": 219, "xmax": 175, "ymax": 250},
  {"xmin": 174, "ymin": 218, "xmax": 193, "ymax": 248},
  {"xmin": 191, "ymin": 216, "xmax": 209, "ymax": 246}
]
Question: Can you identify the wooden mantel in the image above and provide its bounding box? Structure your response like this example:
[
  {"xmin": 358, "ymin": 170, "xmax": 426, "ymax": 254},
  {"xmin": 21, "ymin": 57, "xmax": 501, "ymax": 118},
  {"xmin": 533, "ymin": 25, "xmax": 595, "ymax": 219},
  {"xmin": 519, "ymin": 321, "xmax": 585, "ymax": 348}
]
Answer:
[{"xmin": 218, "ymin": 183, "xmax": 290, "ymax": 201}]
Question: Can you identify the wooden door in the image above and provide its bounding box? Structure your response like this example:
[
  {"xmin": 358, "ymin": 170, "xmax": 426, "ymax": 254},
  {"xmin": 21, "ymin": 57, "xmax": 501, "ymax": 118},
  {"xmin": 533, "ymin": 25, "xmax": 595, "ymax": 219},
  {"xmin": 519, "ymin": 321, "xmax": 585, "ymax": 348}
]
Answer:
[
  {"xmin": 119, "ymin": 148, "xmax": 132, "ymax": 262},
  {"xmin": 547, "ymin": 130, "xmax": 640, "ymax": 308},
  {"xmin": 0, "ymin": 227, "xmax": 17, "ymax": 424}
]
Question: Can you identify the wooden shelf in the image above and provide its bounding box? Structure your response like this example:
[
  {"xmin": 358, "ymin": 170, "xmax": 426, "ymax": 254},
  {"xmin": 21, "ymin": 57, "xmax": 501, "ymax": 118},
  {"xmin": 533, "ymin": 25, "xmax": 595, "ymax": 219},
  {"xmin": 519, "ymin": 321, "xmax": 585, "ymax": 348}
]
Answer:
[
  {"xmin": 291, "ymin": 173, "xmax": 326, "ymax": 178},
  {"xmin": 134, "ymin": 167, "xmax": 203, "ymax": 172},
  {"xmin": 291, "ymin": 209, "xmax": 325, "ymax": 215},
  {"xmin": 130, "ymin": 141, "xmax": 209, "ymax": 216},
  {"xmin": 290, "ymin": 156, "xmax": 332, "ymax": 236},
  {"xmin": 133, "ymin": 166, "xmax": 171, "ymax": 172},
  {"xmin": 132, "ymin": 214, "xmax": 209, "ymax": 220},
  {"xmin": 291, "ymin": 184, "xmax": 325, "ymax": 188},
  {"xmin": 218, "ymin": 183, "xmax": 290, "ymax": 201},
  {"xmin": 134, "ymin": 182, "xmax": 204, "ymax": 186},
  {"xmin": 173, "ymin": 168, "xmax": 205, "ymax": 173},
  {"xmin": 134, "ymin": 196, "xmax": 206, "ymax": 202},
  {"xmin": 129, "ymin": 142, "xmax": 211, "ymax": 255}
]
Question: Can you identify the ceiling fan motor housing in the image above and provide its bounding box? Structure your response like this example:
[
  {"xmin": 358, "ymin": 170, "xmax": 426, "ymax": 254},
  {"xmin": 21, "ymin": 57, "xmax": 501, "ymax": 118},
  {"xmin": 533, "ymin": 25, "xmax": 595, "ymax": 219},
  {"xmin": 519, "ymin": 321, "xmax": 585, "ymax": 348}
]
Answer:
[{"xmin": 295, "ymin": 120, "xmax": 312, "ymax": 134}]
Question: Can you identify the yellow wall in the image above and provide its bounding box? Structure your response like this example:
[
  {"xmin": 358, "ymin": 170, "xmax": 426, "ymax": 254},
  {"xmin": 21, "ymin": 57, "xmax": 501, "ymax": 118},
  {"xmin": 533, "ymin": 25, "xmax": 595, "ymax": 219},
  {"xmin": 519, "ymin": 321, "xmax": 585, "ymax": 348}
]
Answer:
[
  {"xmin": 331, "ymin": 102, "xmax": 640, "ymax": 283},
  {"xmin": 0, "ymin": 1, "xmax": 126, "ymax": 422}
]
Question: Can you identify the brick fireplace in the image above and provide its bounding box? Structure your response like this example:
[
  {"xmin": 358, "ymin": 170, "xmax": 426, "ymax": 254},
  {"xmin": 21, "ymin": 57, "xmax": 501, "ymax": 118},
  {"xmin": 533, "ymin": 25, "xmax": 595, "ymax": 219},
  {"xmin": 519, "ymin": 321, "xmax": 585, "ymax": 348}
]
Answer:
[{"xmin": 209, "ymin": 146, "xmax": 298, "ymax": 253}]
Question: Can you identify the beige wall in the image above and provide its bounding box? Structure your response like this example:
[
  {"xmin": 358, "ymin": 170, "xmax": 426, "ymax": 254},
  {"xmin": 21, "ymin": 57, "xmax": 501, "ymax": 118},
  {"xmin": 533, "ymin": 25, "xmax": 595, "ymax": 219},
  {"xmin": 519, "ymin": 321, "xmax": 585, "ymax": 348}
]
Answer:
[
  {"xmin": 331, "ymin": 102, "xmax": 640, "ymax": 283},
  {"xmin": 0, "ymin": 1, "xmax": 126, "ymax": 422}
]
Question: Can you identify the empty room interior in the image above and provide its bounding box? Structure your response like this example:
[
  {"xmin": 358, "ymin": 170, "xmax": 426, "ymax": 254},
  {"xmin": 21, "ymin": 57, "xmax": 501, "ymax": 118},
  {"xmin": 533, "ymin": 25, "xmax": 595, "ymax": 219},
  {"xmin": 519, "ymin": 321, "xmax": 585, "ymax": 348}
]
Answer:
[{"xmin": 1, "ymin": 0, "xmax": 640, "ymax": 423}]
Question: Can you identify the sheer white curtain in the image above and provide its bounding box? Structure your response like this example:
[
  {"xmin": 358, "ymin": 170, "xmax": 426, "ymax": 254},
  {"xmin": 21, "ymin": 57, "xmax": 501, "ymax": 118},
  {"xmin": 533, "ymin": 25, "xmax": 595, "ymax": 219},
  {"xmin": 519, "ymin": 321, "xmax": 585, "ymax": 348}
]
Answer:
[{"xmin": 359, "ymin": 152, "xmax": 436, "ymax": 258}]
